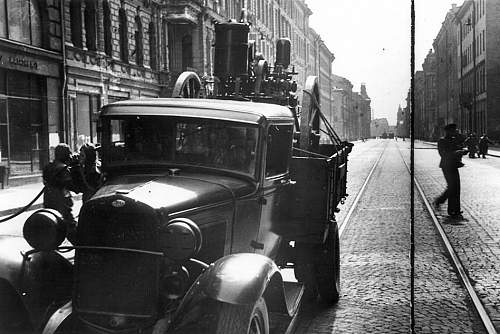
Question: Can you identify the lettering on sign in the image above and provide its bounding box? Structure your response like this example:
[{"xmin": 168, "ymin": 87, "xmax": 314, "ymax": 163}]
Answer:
[{"xmin": 7, "ymin": 56, "xmax": 38, "ymax": 70}]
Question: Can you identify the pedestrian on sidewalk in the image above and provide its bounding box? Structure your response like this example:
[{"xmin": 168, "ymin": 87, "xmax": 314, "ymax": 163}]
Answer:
[
  {"xmin": 42, "ymin": 143, "xmax": 81, "ymax": 240},
  {"xmin": 464, "ymin": 132, "xmax": 479, "ymax": 158},
  {"xmin": 79, "ymin": 143, "xmax": 102, "ymax": 202},
  {"xmin": 478, "ymin": 134, "xmax": 494, "ymax": 158},
  {"xmin": 434, "ymin": 123, "xmax": 468, "ymax": 220}
]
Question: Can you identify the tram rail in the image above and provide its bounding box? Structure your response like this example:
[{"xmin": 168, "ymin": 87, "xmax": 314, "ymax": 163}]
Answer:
[{"xmin": 396, "ymin": 143, "xmax": 497, "ymax": 334}]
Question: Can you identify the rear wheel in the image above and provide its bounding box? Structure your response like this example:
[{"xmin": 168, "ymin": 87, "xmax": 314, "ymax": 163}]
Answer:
[
  {"xmin": 294, "ymin": 224, "xmax": 340, "ymax": 304},
  {"xmin": 315, "ymin": 225, "xmax": 341, "ymax": 304},
  {"xmin": 216, "ymin": 297, "xmax": 269, "ymax": 334}
]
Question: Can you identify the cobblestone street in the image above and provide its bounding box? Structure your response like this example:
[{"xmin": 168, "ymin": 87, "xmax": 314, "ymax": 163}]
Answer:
[
  {"xmin": 295, "ymin": 139, "xmax": 486, "ymax": 333},
  {"xmin": 409, "ymin": 141, "xmax": 500, "ymax": 330}
]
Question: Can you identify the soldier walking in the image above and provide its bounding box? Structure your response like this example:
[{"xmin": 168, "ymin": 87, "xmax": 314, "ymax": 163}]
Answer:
[
  {"xmin": 478, "ymin": 134, "xmax": 494, "ymax": 158},
  {"xmin": 433, "ymin": 124, "xmax": 468, "ymax": 220}
]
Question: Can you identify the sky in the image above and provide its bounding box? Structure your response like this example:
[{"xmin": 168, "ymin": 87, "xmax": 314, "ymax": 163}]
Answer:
[{"xmin": 306, "ymin": 0, "xmax": 463, "ymax": 125}]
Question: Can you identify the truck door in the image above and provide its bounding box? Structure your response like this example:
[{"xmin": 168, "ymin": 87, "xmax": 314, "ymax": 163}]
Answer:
[{"xmin": 254, "ymin": 124, "xmax": 294, "ymax": 258}]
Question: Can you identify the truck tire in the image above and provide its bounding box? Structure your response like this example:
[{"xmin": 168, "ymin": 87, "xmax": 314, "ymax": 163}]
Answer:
[
  {"xmin": 314, "ymin": 225, "xmax": 341, "ymax": 304},
  {"xmin": 215, "ymin": 297, "xmax": 269, "ymax": 334}
]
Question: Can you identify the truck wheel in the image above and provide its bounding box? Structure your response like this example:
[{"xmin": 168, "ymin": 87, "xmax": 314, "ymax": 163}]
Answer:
[
  {"xmin": 216, "ymin": 297, "xmax": 269, "ymax": 334},
  {"xmin": 314, "ymin": 225, "xmax": 341, "ymax": 304}
]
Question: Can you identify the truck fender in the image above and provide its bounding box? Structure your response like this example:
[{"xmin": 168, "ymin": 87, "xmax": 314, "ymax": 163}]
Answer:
[
  {"xmin": 169, "ymin": 253, "xmax": 290, "ymax": 332},
  {"xmin": 0, "ymin": 236, "xmax": 73, "ymax": 330},
  {"xmin": 41, "ymin": 301, "xmax": 72, "ymax": 334}
]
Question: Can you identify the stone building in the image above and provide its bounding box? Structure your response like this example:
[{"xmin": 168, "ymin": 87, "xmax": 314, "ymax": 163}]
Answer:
[
  {"xmin": 358, "ymin": 83, "xmax": 371, "ymax": 139},
  {"xmin": 0, "ymin": 0, "xmax": 64, "ymax": 183},
  {"xmin": 455, "ymin": 0, "xmax": 500, "ymax": 138},
  {"xmin": 64, "ymin": 0, "xmax": 164, "ymax": 151},
  {"xmin": 331, "ymin": 74, "xmax": 354, "ymax": 140},
  {"xmin": 433, "ymin": 4, "xmax": 460, "ymax": 129},
  {"xmin": 370, "ymin": 118, "xmax": 390, "ymax": 138},
  {"xmin": 0, "ymin": 0, "xmax": 339, "ymax": 185},
  {"xmin": 414, "ymin": 50, "xmax": 437, "ymax": 140},
  {"xmin": 414, "ymin": 70, "xmax": 425, "ymax": 139}
]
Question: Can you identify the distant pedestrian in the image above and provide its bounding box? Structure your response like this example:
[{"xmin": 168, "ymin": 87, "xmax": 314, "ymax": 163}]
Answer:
[
  {"xmin": 433, "ymin": 124, "xmax": 468, "ymax": 220},
  {"xmin": 464, "ymin": 133, "xmax": 479, "ymax": 158},
  {"xmin": 478, "ymin": 134, "xmax": 494, "ymax": 158},
  {"xmin": 42, "ymin": 144, "xmax": 81, "ymax": 240}
]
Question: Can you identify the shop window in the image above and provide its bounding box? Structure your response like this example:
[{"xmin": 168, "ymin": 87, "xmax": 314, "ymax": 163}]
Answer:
[
  {"xmin": 75, "ymin": 93, "xmax": 100, "ymax": 149},
  {"xmin": 2, "ymin": 0, "xmax": 43, "ymax": 47},
  {"xmin": 103, "ymin": 0, "xmax": 112, "ymax": 56},
  {"xmin": 2, "ymin": 70, "xmax": 47, "ymax": 175},
  {"xmin": 134, "ymin": 15, "xmax": 144, "ymax": 66},
  {"xmin": 265, "ymin": 125, "xmax": 293, "ymax": 177},
  {"xmin": 149, "ymin": 21, "xmax": 157, "ymax": 70},
  {"xmin": 181, "ymin": 34, "xmax": 193, "ymax": 70},
  {"xmin": 84, "ymin": 0, "xmax": 97, "ymax": 51},
  {"xmin": 70, "ymin": 0, "xmax": 83, "ymax": 48},
  {"xmin": 119, "ymin": 7, "xmax": 129, "ymax": 63}
]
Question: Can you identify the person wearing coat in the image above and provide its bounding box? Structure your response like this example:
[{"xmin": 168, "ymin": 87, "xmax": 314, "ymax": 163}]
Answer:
[
  {"xmin": 79, "ymin": 143, "xmax": 102, "ymax": 202},
  {"xmin": 42, "ymin": 143, "xmax": 81, "ymax": 239},
  {"xmin": 433, "ymin": 124, "xmax": 468, "ymax": 219},
  {"xmin": 478, "ymin": 134, "xmax": 494, "ymax": 158},
  {"xmin": 464, "ymin": 133, "xmax": 479, "ymax": 158}
]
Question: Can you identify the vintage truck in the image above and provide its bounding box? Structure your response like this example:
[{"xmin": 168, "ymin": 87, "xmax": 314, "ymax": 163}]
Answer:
[{"xmin": 0, "ymin": 21, "xmax": 352, "ymax": 334}]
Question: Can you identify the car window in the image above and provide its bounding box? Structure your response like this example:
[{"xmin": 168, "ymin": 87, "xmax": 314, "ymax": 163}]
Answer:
[{"xmin": 265, "ymin": 125, "xmax": 293, "ymax": 177}]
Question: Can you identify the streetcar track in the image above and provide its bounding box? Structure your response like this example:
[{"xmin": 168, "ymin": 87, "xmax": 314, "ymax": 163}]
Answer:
[
  {"xmin": 338, "ymin": 141, "xmax": 388, "ymax": 238},
  {"xmin": 396, "ymin": 142, "xmax": 497, "ymax": 334}
]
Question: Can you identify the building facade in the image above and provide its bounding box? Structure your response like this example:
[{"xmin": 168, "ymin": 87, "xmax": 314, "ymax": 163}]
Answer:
[
  {"xmin": 0, "ymin": 0, "xmax": 340, "ymax": 185},
  {"xmin": 331, "ymin": 74, "xmax": 354, "ymax": 140},
  {"xmin": 433, "ymin": 4, "xmax": 460, "ymax": 129},
  {"xmin": 0, "ymin": 0, "xmax": 64, "ymax": 183},
  {"xmin": 414, "ymin": 50, "xmax": 437, "ymax": 140},
  {"xmin": 456, "ymin": 0, "xmax": 500, "ymax": 138}
]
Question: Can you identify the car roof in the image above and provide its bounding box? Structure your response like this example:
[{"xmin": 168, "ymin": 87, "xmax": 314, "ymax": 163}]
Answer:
[{"xmin": 101, "ymin": 98, "xmax": 295, "ymax": 124}]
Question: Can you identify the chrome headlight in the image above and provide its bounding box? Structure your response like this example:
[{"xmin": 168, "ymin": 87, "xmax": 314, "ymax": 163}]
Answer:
[{"xmin": 159, "ymin": 218, "xmax": 202, "ymax": 262}]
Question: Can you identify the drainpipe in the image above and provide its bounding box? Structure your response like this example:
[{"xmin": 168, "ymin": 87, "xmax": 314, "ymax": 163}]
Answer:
[{"xmin": 60, "ymin": 0, "xmax": 68, "ymax": 145}]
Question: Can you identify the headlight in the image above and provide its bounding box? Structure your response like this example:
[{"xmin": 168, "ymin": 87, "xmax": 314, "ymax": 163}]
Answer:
[
  {"xmin": 23, "ymin": 209, "xmax": 66, "ymax": 251},
  {"xmin": 159, "ymin": 218, "xmax": 202, "ymax": 262}
]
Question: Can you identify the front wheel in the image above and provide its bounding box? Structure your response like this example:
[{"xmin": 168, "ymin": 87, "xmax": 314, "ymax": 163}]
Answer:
[{"xmin": 216, "ymin": 297, "xmax": 269, "ymax": 334}]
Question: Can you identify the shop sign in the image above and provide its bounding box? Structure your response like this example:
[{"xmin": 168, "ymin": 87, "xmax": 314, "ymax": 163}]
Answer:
[{"xmin": 0, "ymin": 51, "xmax": 60, "ymax": 77}]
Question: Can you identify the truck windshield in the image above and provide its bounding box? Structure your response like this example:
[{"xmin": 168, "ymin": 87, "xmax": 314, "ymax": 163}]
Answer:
[{"xmin": 102, "ymin": 116, "xmax": 259, "ymax": 176}]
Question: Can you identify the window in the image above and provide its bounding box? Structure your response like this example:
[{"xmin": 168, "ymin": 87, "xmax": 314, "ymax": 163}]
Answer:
[
  {"xmin": 119, "ymin": 7, "xmax": 129, "ymax": 63},
  {"xmin": 265, "ymin": 125, "xmax": 293, "ymax": 177},
  {"xmin": 181, "ymin": 34, "xmax": 193, "ymax": 70},
  {"xmin": 70, "ymin": 0, "xmax": 83, "ymax": 47},
  {"xmin": 1, "ymin": 0, "xmax": 43, "ymax": 46},
  {"xmin": 134, "ymin": 15, "xmax": 143, "ymax": 66},
  {"xmin": 103, "ymin": 1, "xmax": 112, "ymax": 56},
  {"xmin": 84, "ymin": 0, "xmax": 97, "ymax": 51},
  {"xmin": 104, "ymin": 116, "xmax": 259, "ymax": 176},
  {"xmin": 149, "ymin": 22, "xmax": 157, "ymax": 70}
]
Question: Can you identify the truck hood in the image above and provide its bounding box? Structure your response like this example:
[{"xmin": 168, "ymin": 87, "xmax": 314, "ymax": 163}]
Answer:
[{"xmin": 92, "ymin": 172, "xmax": 256, "ymax": 213}]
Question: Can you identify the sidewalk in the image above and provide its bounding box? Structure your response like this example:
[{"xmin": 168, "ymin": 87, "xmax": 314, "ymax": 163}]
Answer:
[
  {"xmin": 0, "ymin": 182, "xmax": 45, "ymax": 217},
  {"xmin": 0, "ymin": 182, "xmax": 82, "ymax": 218},
  {"xmin": 419, "ymin": 140, "xmax": 500, "ymax": 157}
]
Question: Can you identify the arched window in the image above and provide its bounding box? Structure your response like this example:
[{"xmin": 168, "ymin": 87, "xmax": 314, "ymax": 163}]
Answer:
[
  {"xmin": 181, "ymin": 34, "xmax": 193, "ymax": 70},
  {"xmin": 103, "ymin": 0, "xmax": 112, "ymax": 56},
  {"xmin": 70, "ymin": 0, "xmax": 83, "ymax": 47},
  {"xmin": 119, "ymin": 7, "xmax": 128, "ymax": 63},
  {"xmin": 134, "ymin": 15, "xmax": 143, "ymax": 66},
  {"xmin": 149, "ymin": 21, "xmax": 157, "ymax": 70},
  {"xmin": 84, "ymin": 0, "xmax": 96, "ymax": 51}
]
